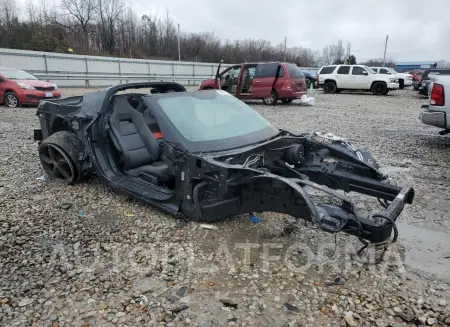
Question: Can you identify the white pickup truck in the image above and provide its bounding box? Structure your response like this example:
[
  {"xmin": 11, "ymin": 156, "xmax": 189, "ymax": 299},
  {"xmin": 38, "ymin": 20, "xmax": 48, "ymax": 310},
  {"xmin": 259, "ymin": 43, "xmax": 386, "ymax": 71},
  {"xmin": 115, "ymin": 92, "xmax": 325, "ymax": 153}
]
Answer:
[
  {"xmin": 370, "ymin": 67, "xmax": 413, "ymax": 89},
  {"xmin": 419, "ymin": 74, "xmax": 450, "ymax": 135},
  {"xmin": 316, "ymin": 65, "xmax": 399, "ymax": 95}
]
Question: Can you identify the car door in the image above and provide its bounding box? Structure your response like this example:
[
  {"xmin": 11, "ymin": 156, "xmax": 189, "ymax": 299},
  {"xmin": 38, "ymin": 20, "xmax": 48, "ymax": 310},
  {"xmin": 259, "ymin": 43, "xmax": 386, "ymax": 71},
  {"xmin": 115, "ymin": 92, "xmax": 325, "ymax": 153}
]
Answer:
[
  {"xmin": 219, "ymin": 65, "xmax": 242, "ymax": 95},
  {"xmin": 251, "ymin": 63, "xmax": 279, "ymax": 98},
  {"xmin": 335, "ymin": 65, "xmax": 351, "ymax": 88},
  {"xmin": 351, "ymin": 66, "xmax": 370, "ymax": 89}
]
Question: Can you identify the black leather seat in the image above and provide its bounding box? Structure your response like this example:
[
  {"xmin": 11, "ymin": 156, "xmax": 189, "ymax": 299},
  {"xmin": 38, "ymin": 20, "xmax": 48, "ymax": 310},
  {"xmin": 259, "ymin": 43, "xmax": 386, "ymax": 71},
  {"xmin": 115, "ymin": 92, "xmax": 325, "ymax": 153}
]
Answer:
[
  {"xmin": 107, "ymin": 96, "xmax": 172, "ymax": 184},
  {"xmin": 143, "ymin": 108, "xmax": 163, "ymax": 138}
]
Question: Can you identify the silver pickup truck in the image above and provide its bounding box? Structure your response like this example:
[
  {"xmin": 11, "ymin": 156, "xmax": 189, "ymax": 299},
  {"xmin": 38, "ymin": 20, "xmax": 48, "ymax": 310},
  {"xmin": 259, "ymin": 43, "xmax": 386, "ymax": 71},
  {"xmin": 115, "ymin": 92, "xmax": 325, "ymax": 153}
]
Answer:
[{"xmin": 419, "ymin": 74, "xmax": 450, "ymax": 135}]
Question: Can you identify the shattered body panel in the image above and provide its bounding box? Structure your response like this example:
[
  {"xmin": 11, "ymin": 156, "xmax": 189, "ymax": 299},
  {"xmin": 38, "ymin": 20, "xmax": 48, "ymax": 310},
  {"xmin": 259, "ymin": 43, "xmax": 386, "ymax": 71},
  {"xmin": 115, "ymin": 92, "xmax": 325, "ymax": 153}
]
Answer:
[{"xmin": 34, "ymin": 82, "xmax": 414, "ymax": 246}]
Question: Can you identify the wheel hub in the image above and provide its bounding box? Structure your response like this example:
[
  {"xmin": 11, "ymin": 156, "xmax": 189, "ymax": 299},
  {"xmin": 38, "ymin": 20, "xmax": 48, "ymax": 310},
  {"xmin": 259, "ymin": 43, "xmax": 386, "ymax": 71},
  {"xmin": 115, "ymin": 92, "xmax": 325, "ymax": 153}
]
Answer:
[{"xmin": 39, "ymin": 144, "xmax": 75, "ymax": 183}]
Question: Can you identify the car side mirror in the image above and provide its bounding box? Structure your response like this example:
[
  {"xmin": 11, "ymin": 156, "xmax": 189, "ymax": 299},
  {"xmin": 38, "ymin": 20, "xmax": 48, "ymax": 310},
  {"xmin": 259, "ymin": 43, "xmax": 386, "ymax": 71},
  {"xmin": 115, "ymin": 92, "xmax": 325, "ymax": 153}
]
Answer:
[{"xmin": 362, "ymin": 71, "xmax": 368, "ymax": 75}]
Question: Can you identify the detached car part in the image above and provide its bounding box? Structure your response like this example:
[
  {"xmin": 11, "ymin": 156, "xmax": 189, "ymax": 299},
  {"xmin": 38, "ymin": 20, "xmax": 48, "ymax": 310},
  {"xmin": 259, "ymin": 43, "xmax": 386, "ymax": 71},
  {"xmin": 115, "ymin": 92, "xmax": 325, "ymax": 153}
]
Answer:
[{"xmin": 33, "ymin": 82, "xmax": 414, "ymax": 246}]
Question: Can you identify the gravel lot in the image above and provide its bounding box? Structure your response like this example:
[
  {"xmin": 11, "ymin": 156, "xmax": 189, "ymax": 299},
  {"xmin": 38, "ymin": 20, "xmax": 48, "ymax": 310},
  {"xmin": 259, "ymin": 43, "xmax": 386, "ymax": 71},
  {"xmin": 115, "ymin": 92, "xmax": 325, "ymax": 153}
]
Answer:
[{"xmin": 1, "ymin": 87, "xmax": 450, "ymax": 327}]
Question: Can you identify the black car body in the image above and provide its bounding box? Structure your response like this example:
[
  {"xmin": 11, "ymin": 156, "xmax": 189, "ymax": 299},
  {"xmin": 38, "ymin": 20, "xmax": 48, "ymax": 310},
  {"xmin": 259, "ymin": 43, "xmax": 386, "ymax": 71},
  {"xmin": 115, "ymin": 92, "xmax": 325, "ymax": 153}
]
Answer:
[
  {"xmin": 418, "ymin": 69, "xmax": 450, "ymax": 96},
  {"xmin": 33, "ymin": 82, "xmax": 414, "ymax": 245}
]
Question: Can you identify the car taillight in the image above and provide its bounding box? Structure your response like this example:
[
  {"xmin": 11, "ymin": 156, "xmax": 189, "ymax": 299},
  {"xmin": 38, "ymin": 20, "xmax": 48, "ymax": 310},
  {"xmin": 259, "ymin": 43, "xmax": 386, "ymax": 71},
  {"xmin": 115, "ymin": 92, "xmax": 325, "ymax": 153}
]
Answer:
[
  {"xmin": 282, "ymin": 80, "xmax": 292, "ymax": 89},
  {"xmin": 430, "ymin": 83, "xmax": 445, "ymax": 106}
]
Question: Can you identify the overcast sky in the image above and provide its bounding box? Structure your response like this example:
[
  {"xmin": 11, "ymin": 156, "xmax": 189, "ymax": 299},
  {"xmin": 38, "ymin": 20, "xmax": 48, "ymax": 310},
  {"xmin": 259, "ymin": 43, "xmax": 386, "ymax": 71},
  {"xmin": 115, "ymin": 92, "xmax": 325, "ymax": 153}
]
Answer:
[
  {"xmin": 131, "ymin": 0, "xmax": 449, "ymax": 62},
  {"xmin": 20, "ymin": 0, "xmax": 450, "ymax": 62}
]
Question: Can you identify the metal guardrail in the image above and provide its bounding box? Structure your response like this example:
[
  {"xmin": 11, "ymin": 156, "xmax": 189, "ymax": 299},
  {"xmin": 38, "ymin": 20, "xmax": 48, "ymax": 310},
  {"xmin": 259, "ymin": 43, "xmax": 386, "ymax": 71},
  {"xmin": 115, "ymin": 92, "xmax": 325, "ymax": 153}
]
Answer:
[{"xmin": 33, "ymin": 73, "xmax": 212, "ymax": 86}]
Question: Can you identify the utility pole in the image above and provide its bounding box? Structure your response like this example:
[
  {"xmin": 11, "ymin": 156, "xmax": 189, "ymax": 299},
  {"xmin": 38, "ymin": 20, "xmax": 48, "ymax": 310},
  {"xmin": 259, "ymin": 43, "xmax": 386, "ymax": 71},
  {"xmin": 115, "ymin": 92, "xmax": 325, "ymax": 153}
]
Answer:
[
  {"xmin": 382, "ymin": 34, "xmax": 389, "ymax": 66},
  {"xmin": 283, "ymin": 36, "xmax": 287, "ymax": 61},
  {"xmin": 177, "ymin": 23, "xmax": 181, "ymax": 61}
]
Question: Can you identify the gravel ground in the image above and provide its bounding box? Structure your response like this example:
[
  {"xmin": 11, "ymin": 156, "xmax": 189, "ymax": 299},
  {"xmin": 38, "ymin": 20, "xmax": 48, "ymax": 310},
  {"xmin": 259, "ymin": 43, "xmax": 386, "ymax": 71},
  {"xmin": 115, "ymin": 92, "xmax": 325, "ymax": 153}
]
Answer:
[{"xmin": 1, "ymin": 87, "xmax": 450, "ymax": 327}]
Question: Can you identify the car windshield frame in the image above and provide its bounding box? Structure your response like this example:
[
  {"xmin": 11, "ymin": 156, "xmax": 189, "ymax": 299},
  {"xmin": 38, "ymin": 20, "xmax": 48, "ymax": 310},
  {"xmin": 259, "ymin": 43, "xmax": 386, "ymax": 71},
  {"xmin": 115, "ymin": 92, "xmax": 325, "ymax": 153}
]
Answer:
[
  {"xmin": 144, "ymin": 90, "xmax": 280, "ymax": 153},
  {"xmin": 0, "ymin": 69, "xmax": 38, "ymax": 80}
]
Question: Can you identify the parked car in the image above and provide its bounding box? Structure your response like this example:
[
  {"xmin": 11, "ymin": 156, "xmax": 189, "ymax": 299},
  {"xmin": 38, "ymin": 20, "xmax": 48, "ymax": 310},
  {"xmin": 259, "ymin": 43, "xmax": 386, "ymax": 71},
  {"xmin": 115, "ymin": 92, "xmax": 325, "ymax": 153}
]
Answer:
[
  {"xmin": 412, "ymin": 71, "xmax": 424, "ymax": 91},
  {"xmin": 198, "ymin": 61, "xmax": 307, "ymax": 105},
  {"xmin": 0, "ymin": 67, "xmax": 60, "ymax": 108},
  {"xmin": 417, "ymin": 69, "xmax": 450, "ymax": 96},
  {"xmin": 370, "ymin": 67, "xmax": 412, "ymax": 89},
  {"xmin": 419, "ymin": 74, "xmax": 450, "ymax": 135},
  {"xmin": 407, "ymin": 70, "xmax": 424, "ymax": 82},
  {"xmin": 33, "ymin": 82, "xmax": 414, "ymax": 244},
  {"xmin": 301, "ymin": 70, "xmax": 317, "ymax": 89},
  {"xmin": 316, "ymin": 65, "xmax": 399, "ymax": 95}
]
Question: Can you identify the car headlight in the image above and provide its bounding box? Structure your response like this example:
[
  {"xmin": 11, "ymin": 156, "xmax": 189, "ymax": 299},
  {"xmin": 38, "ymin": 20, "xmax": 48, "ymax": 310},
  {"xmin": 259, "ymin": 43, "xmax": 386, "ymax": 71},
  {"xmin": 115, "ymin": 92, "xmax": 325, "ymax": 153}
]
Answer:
[
  {"xmin": 17, "ymin": 82, "xmax": 35, "ymax": 90},
  {"xmin": 389, "ymin": 78, "xmax": 395, "ymax": 83}
]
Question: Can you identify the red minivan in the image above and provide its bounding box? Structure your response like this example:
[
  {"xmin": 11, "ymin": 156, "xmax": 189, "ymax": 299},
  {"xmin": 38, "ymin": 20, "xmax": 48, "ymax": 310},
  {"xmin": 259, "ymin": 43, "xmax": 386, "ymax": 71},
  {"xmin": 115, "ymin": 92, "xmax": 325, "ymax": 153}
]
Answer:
[{"xmin": 198, "ymin": 61, "xmax": 307, "ymax": 105}]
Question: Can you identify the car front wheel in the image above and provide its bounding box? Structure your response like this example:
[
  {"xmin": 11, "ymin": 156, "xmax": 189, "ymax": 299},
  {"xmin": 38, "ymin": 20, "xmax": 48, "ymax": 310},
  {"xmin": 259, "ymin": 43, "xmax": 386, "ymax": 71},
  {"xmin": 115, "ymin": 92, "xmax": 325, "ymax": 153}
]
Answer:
[
  {"xmin": 263, "ymin": 90, "xmax": 278, "ymax": 105},
  {"xmin": 4, "ymin": 92, "xmax": 19, "ymax": 108},
  {"xmin": 372, "ymin": 82, "xmax": 387, "ymax": 95}
]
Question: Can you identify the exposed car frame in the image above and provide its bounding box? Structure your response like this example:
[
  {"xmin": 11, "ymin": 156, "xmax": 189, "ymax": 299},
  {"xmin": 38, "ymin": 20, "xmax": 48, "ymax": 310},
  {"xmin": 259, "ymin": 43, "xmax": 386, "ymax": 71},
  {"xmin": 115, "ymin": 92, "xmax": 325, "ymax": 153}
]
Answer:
[{"xmin": 33, "ymin": 82, "xmax": 414, "ymax": 247}]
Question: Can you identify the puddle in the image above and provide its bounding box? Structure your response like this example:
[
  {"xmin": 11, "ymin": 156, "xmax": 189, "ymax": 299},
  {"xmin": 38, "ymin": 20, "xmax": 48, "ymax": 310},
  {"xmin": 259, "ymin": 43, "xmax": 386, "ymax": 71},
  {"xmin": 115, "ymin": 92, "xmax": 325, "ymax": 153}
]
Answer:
[{"xmin": 397, "ymin": 221, "xmax": 450, "ymax": 281}]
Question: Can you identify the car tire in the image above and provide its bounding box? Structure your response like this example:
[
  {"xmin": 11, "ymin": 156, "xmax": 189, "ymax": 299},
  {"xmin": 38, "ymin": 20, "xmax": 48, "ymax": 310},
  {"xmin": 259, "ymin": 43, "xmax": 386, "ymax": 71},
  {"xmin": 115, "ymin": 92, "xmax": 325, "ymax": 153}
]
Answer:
[
  {"xmin": 281, "ymin": 99, "xmax": 293, "ymax": 104},
  {"xmin": 323, "ymin": 82, "xmax": 336, "ymax": 94},
  {"xmin": 372, "ymin": 82, "xmax": 387, "ymax": 95},
  {"xmin": 263, "ymin": 90, "xmax": 278, "ymax": 105},
  {"xmin": 399, "ymin": 79, "xmax": 404, "ymax": 89},
  {"xmin": 38, "ymin": 131, "xmax": 85, "ymax": 184},
  {"xmin": 4, "ymin": 92, "xmax": 19, "ymax": 108}
]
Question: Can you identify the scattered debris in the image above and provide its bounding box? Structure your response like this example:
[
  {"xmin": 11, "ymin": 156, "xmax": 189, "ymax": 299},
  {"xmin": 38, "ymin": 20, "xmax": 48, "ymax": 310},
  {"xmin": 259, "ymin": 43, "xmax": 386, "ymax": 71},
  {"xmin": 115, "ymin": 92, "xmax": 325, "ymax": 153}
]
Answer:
[
  {"xmin": 35, "ymin": 174, "xmax": 50, "ymax": 181},
  {"xmin": 125, "ymin": 211, "xmax": 135, "ymax": 217},
  {"xmin": 207, "ymin": 281, "xmax": 216, "ymax": 286},
  {"xmin": 78, "ymin": 211, "xmax": 86, "ymax": 217},
  {"xmin": 58, "ymin": 202, "xmax": 73, "ymax": 210},
  {"xmin": 283, "ymin": 303, "xmax": 300, "ymax": 313},
  {"xmin": 169, "ymin": 303, "xmax": 189, "ymax": 313},
  {"xmin": 325, "ymin": 277, "xmax": 346, "ymax": 287},
  {"xmin": 200, "ymin": 224, "xmax": 218, "ymax": 231},
  {"xmin": 249, "ymin": 214, "xmax": 261, "ymax": 224},
  {"xmin": 174, "ymin": 219, "xmax": 187, "ymax": 228},
  {"xmin": 219, "ymin": 297, "xmax": 238, "ymax": 309},
  {"xmin": 299, "ymin": 94, "xmax": 316, "ymax": 106}
]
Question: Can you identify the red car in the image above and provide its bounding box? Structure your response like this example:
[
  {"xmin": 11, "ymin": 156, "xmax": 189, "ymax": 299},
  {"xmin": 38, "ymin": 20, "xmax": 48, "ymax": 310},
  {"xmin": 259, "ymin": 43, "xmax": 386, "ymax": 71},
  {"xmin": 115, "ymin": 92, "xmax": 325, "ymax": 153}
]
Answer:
[
  {"xmin": 198, "ymin": 61, "xmax": 307, "ymax": 105},
  {"xmin": 0, "ymin": 67, "xmax": 61, "ymax": 108}
]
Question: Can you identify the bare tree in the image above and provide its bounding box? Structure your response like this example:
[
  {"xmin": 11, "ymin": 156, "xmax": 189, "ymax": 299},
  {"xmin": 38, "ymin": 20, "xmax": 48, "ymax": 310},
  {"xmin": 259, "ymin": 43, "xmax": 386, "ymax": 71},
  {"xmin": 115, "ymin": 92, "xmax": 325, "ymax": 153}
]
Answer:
[
  {"xmin": 96, "ymin": 0, "xmax": 124, "ymax": 53},
  {"xmin": 61, "ymin": 0, "xmax": 97, "ymax": 49}
]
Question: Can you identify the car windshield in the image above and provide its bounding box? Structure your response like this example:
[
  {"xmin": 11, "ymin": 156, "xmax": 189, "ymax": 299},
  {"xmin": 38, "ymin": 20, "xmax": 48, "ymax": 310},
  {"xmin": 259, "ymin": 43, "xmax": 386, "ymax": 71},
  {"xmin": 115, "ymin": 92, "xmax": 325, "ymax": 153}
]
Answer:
[
  {"xmin": 152, "ymin": 90, "xmax": 279, "ymax": 152},
  {"xmin": 364, "ymin": 66, "xmax": 376, "ymax": 74},
  {"xmin": 285, "ymin": 63, "xmax": 304, "ymax": 78},
  {"xmin": 0, "ymin": 69, "xmax": 38, "ymax": 80},
  {"xmin": 388, "ymin": 68, "xmax": 398, "ymax": 74}
]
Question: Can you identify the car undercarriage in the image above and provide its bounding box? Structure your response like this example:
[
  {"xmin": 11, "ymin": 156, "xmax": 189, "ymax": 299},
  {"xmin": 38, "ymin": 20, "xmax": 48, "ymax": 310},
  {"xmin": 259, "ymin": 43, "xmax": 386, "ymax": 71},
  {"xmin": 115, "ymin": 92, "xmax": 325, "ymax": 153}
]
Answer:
[{"xmin": 33, "ymin": 82, "xmax": 414, "ymax": 252}]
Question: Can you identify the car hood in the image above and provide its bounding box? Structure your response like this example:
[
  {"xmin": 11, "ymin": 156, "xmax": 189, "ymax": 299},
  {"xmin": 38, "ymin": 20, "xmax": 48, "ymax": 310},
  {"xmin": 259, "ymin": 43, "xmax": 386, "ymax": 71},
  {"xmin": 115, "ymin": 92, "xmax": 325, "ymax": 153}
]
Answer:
[{"xmin": 14, "ymin": 79, "xmax": 55, "ymax": 87}]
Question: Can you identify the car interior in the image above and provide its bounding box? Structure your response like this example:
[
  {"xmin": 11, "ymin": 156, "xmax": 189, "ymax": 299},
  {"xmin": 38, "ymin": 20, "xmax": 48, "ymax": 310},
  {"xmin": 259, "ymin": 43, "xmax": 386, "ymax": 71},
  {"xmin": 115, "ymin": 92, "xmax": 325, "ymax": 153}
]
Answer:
[{"xmin": 105, "ymin": 90, "xmax": 175, "ymax": 188}]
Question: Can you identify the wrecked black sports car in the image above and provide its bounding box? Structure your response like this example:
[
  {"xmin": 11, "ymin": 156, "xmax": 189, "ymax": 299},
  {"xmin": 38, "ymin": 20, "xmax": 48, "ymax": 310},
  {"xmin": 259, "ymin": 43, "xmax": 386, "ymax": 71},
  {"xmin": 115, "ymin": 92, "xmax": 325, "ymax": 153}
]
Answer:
[{"xmin": 34, "ymin": 82, "xmax": 414, "ymax": 246}]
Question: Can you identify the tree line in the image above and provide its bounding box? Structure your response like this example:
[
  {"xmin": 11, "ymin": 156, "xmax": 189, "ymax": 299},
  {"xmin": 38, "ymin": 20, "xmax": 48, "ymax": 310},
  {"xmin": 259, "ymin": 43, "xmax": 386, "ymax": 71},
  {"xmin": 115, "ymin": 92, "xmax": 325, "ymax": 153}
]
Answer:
[{"xmin": 0, "ymin": 0, "xmax": 447, "ymax": 68}]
